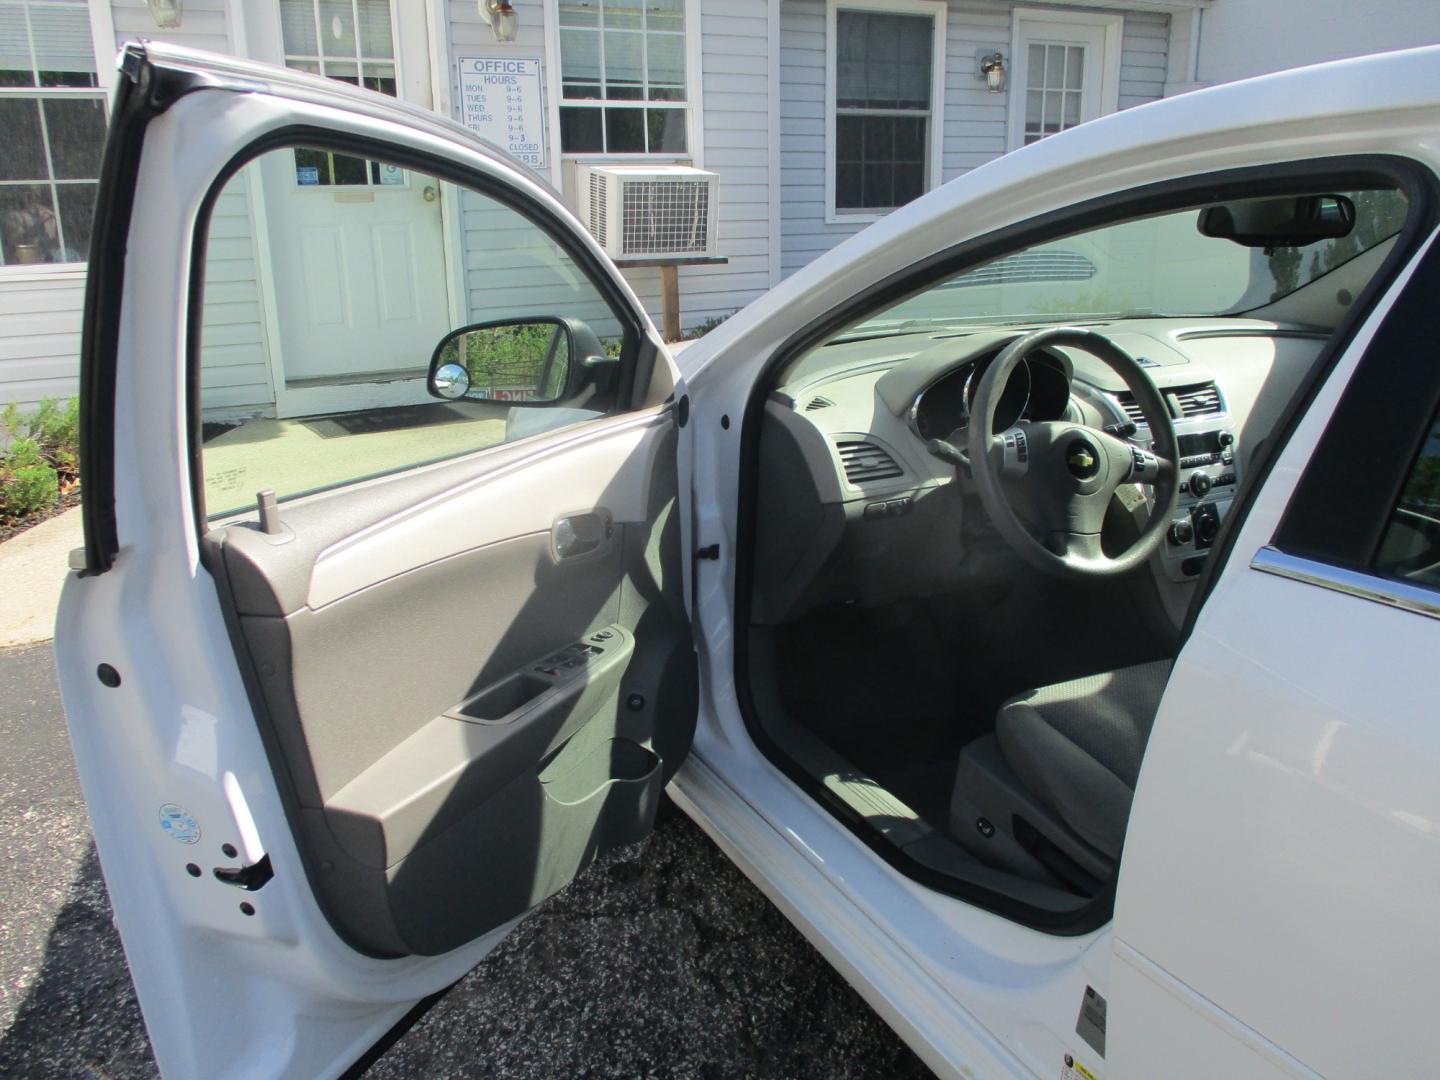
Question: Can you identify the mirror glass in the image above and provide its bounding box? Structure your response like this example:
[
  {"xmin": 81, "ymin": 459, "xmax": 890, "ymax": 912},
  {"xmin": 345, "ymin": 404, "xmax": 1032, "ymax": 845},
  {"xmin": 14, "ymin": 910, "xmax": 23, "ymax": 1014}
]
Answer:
[
  {"xmin": 431, "ymin": 320, "xmax": 573, "ymax": 403},
  {"xmin": 1197, "ymin": 194, "xmax": 1356, "ymax": 247}
]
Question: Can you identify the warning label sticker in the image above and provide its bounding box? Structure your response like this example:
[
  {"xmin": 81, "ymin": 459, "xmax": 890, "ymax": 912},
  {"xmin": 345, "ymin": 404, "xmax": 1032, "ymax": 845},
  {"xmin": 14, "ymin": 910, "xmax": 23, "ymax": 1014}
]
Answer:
[{"xmin": 1060, "ymin": 1053, "xmax": 1098, "ymax": 1080}]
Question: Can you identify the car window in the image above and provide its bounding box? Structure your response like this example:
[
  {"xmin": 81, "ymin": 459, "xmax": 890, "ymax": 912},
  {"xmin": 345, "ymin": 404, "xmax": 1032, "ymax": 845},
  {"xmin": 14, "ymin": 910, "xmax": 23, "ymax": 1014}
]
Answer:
[
  {"xmin": 1374, "ymin": 405, "xmax": 1440, "ymax": 589},
  {"xmin": 195, "ymin": 144, "xmax": 629, "ymax": 519},
  {"xmin": 843, "ymin": 189, "xmax": 1407, "ymax": 334}
]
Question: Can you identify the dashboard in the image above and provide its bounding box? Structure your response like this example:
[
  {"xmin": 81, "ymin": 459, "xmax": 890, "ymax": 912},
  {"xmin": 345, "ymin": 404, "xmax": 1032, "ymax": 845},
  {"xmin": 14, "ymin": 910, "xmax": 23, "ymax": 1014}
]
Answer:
[
  {"xmin": 752, "ymin": 317, "xmax": 1332, "ymax": 627},
  {"xmin": 911, "ymin": 349, "xmax": 1075, "ymax": 440}
]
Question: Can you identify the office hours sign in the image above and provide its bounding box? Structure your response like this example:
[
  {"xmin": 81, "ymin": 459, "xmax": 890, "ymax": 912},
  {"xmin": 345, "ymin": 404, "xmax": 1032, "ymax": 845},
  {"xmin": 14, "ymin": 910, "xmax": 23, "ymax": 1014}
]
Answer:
[{"xmin": 458, "ymin": 57, "xmax": 546, "ymax": 168}]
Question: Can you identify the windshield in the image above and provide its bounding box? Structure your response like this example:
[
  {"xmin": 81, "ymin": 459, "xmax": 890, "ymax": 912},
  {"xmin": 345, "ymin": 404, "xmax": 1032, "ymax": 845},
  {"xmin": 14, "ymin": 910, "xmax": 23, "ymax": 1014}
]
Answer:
[{"xmin": 851, "ymin": 189, "xmax": 1408, "ymax": 334}]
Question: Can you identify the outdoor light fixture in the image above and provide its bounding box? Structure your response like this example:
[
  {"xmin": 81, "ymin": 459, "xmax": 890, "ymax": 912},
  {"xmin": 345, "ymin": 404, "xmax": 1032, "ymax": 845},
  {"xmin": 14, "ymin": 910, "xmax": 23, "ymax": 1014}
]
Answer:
[
  {"xmin": 978, "ymin": 50, "xmax": 1006, "ymax": 93},
  {"xmin": 478, "ymin": 0, "xmax": 520, "ymax": 43},
  {"xmin": 146, "ymin": 0, "xmax": 181, "ymax": 28}
]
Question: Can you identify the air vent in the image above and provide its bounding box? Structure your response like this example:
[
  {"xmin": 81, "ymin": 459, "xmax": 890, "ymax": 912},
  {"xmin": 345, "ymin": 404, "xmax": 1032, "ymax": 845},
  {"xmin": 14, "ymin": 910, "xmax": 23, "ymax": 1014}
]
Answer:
[
  {"xmin": 587, "ymin": 171, "xmax": 607, "ymax": 248},
  {"xmin": 837, "ymin": 440, "xmax": 903, "ymax": 484},
  {"xmin": 1112, "ymin": 390, "xmax": 1148, "ymax": 426},
  {"xmin": 804, "ymin": 396, "xmax": 836, "ymax": 411},
  {"xmin": 1171, "ymin": 382, "xmax": 1223, "ymax": 418}
]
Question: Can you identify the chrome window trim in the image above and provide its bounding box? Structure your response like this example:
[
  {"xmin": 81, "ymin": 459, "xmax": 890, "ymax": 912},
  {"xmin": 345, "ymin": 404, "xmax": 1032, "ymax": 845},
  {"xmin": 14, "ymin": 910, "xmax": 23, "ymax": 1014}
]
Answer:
[{"xmin": 1250, "ymin": 545, "xmax": 1440, "ymax": 622}]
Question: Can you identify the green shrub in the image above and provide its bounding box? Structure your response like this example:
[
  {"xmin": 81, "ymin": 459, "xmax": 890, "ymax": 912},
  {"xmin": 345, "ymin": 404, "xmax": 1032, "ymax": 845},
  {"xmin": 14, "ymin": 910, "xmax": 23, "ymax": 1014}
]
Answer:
[
  {"xmin": 681, "ymin": 311, "xmax": 736, "ymax": 340},
  {"xmin": 0, "ymin": 437, "xmax": 60, "ymax": 519},
  {"xmin": 1, "ymin": 397, "xmax": 78, "ymax": 527}
]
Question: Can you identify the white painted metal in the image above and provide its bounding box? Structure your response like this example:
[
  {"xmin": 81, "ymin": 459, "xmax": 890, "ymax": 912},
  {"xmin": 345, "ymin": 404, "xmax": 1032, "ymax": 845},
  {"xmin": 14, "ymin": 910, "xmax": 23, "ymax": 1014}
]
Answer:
[
  {"xmin": 54, "ymin": 47, "xmax": 673, "ymax": 1078},
  {"xmin": 1112, "ymin": 232, "xmax": 1440, "ymax": 1079},
  {"xmin": 672, "ymin": 44, "xmax": 1440, "ymax": 1080},
  {"xmin": 56, "ymin": 39, "xmax": 1440, "ymax": 1080}
]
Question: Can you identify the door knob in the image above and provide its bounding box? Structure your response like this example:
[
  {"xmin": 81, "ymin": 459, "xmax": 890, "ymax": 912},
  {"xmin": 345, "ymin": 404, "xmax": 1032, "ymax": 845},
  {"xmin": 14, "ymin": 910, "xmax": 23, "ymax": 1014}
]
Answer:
[{"xmin": 422, "ymin": 185, "xmax": 438, "ymax": 202}]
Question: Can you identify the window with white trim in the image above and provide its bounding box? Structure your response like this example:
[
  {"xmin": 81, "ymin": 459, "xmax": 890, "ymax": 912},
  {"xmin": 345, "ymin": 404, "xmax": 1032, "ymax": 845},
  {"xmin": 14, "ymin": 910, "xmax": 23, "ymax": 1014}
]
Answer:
[
  {"xmin": 278, "ymin": 0, "xmax": 401, "ymax": 186},
  {"xmin": 834, "ymin": 10, "xmax": 931, "ymax": 212},
  {"xmin": 826, "ymin": 1, "xmax": 943, "ymax": 221},
  {"xmin": 0, "ymin": 0, "xmax": 106, "ymax": 266},
  {"xmin": 1021, "ymin": 43, "xmax": 1085, "ymax": 145},
  {"xmin": 1006, "ymin": 12, "xmax": 1120, "ymax": 153},
  {"xmin": 557, "ymin": 0, "xmax": 688, "ymax": 155}
]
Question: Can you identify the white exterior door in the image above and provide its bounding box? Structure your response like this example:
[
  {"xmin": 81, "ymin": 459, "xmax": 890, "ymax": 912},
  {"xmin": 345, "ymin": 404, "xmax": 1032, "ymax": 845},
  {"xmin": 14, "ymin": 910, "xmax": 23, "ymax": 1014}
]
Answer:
[
  {"xmin": 243, "ymin": 0, "xmax": 452, "ymax": 413},
  {"xmin": 1008, "ymin": 11, "xmax": 1122, "ymax": 150}
]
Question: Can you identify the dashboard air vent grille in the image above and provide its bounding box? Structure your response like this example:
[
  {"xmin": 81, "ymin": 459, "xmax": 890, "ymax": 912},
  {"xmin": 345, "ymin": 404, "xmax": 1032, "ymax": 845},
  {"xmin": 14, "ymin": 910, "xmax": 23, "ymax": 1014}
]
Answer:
[
  {"xmin": 805, "ymin": 396, "xmax": 836, "ymax": 411},
  {"xmin": 1112, "ymin": 391, "xmax": 1147, "ymax": 426},
  {"xmin": 837, "ymin": 440, "xmax": 903, "ymax": 484},
  {"xmin": 1172, "ymin": 382, "xmax": 1223, "ymax": 418}
]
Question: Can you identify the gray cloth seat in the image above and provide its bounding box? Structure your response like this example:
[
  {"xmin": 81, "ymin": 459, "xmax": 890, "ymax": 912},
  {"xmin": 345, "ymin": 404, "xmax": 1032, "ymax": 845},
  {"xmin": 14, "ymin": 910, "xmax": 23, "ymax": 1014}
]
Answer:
[{"xmin": 995, "ymin": 660, "xmax": 1172, "ymax": 860}]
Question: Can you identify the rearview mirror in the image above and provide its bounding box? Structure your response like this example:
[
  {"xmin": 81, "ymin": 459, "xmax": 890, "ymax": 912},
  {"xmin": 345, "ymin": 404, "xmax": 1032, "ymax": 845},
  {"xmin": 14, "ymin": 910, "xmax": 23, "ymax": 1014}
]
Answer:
[
  {"xmin": 428, "ymin": 317, "xmax": 608, "ymax": 405},
  {"xmin": 1197, "ymin": 194, "xmax": 1355, "ymax": 248}
]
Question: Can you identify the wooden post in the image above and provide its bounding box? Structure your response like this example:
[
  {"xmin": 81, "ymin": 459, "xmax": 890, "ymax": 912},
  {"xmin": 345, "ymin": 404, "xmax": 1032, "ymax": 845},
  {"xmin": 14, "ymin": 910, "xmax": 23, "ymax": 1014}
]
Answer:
[{"xmin": 660, "ymin": 263, "xmax": 681, "ymax": 342}]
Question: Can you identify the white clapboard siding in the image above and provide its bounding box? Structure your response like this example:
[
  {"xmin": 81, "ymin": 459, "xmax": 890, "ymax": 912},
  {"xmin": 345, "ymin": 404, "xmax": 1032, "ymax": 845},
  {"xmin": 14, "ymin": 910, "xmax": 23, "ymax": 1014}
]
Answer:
[
  {"xmin": 446, "ymin": 0, "xmax": 772, "ymax": 336},
  {"xmin": 198, "ymin": 175, "xmax": 276, "ymax": 414},
  {"xmin": 0, "ymin": 0, "xmax": 243, "ymax": 415},
  {"xmin": 0, "ymin": 275, "xmax": 87, "ymax": 413},
  {"xmin": 779, "ymin": 0, "xmax": 1171, "ymax": 280}
]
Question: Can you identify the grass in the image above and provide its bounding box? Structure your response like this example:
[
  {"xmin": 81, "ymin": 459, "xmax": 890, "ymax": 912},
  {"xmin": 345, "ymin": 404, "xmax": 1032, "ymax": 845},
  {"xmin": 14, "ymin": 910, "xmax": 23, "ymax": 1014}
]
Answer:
[{"xmin": 1, "ymin": 398, "xmax": 80, "ymax": 542}]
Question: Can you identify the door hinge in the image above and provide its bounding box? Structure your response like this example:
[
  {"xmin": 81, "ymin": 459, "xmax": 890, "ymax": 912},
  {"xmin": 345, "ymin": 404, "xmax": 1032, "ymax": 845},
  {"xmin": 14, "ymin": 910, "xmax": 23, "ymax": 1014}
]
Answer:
[{"xmin": 694, "ymin": 543, "xmax": 720, "ymax": 561}]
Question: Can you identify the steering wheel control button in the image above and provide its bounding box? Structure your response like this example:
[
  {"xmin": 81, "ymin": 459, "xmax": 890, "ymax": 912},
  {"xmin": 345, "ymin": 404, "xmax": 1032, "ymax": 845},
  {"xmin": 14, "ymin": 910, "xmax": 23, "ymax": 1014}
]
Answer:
[{"xmin": 1015, "ymin": 430, "xmax": 1028, "ymax": 463}]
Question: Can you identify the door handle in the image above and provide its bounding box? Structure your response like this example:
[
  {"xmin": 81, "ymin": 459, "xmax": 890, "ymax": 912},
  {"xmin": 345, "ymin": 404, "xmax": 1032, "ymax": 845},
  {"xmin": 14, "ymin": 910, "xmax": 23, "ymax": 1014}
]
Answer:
[{"xmin": 552, "ymin": 510, "xmax": 613, "ymax": 562}]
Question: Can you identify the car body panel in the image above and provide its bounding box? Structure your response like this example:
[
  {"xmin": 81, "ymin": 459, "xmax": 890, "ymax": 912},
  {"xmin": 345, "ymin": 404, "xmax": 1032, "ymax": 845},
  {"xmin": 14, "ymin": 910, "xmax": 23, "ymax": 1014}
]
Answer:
[{"xmin": 55, "ymin": 38, "xmax": 1440, "ymax": 1080}]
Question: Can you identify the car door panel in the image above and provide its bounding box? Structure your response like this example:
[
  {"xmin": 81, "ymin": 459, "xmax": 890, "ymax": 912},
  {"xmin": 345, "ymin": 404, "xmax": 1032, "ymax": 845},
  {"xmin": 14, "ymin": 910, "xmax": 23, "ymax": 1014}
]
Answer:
[
  {"xmin": 209, "ymin": 413, "xmax": 691, "ymax": 957},
  {"xmin": 59, "ymin": 43, "xmax": 695, "ymax": 1075}
]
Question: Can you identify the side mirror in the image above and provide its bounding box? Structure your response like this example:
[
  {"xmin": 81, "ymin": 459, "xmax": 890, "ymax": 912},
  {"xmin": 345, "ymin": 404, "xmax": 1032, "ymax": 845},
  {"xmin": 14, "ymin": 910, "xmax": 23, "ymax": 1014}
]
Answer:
[
  {"xmin": 427, "ymin": 317, "xmax": 611, "ymax": 405},
  {"xmin": 1197, "ymin": 194, "xmax": 1356, "ymax": 248}
]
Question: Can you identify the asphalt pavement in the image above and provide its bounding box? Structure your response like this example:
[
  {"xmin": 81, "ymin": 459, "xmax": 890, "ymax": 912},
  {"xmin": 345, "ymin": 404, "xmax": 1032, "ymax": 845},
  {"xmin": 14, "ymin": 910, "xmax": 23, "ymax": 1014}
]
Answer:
[{"xmin": 0, "ymin": 642, "xmax": 934, "ymax": 1079}]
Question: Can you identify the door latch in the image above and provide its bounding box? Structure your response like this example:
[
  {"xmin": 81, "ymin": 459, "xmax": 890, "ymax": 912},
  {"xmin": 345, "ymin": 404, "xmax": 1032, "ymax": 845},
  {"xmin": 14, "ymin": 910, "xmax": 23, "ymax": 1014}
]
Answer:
[
  {"xmin": 213, "ymin": 853, "xmax": 274, "ymax": 892},
  {"xmin": 694, "ymin": 544, "xmax": 720, "ymax": 561}
]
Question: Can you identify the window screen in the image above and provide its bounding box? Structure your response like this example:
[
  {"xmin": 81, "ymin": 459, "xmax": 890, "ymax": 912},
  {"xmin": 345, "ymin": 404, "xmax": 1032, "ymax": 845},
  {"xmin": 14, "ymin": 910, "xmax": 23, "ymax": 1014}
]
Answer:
[
  {"xmin": 834, "ymin": 10, "xmax": 932, "ymax": 213},
  {"xmin": 0, "ymin": 0, "xmax": 105, "ymax": 266},
  {"xmin": 558, "ymin": 0, "xmax": 688, "ymax": 155}
]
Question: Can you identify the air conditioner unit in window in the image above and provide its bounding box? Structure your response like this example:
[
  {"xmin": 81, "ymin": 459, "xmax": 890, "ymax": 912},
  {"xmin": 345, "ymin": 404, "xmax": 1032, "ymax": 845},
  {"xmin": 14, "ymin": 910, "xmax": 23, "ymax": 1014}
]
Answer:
[{"xmin": 575, "ymin": 164, "xmax": 719, "ymax": 260}]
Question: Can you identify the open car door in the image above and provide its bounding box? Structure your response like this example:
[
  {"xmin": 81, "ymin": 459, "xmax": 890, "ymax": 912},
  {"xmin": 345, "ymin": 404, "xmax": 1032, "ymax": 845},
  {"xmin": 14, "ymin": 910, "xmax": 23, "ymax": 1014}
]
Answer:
[{"xmin": 56, "ymin": 44, "xmax": 696, "ymax": 1078}]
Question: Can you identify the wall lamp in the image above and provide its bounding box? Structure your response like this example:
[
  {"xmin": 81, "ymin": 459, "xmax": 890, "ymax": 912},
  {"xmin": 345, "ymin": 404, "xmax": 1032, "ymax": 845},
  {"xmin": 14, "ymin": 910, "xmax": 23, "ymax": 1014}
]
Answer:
[
  {"xmin": 146, "ymin": 0, "xmax": 181, "ymax": 28},
  {"xmin": 977, "ymin": 50, "xmax": 1006, "ymax": 93},
  {"xmin": 478, "ymin": 0, "xmax": 520, "ymax": 43}
]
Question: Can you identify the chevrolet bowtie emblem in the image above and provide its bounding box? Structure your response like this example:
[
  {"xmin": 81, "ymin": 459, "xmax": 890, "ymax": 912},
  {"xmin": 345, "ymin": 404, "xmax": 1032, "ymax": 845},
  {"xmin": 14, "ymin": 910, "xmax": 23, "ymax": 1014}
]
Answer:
[{"xmin": 1068, "ymin": 449, "xmax": 1095, "ymax": 470}]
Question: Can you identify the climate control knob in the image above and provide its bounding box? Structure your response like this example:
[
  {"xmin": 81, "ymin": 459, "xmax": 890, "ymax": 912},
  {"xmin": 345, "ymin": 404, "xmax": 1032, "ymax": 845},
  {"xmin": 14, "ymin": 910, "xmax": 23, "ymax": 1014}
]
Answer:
[
  {"xmin": 1196, "ymin": 513, "xmax": 1221, "ymax": 544},
  {"xmin": 1189, "ymin": 470, "xmax": 1213, "ymax": 497},
  {"xmin": 1168, "ymin": 517, "xmax": 1194, "ymax": 546}
]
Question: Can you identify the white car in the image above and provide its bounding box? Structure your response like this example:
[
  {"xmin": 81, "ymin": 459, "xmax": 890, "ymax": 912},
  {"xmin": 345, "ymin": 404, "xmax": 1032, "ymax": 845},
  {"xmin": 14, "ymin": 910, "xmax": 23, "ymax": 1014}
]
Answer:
[{"xmin": 57, "ymin": 41, "xmax": 1440, "ymax": 1080}]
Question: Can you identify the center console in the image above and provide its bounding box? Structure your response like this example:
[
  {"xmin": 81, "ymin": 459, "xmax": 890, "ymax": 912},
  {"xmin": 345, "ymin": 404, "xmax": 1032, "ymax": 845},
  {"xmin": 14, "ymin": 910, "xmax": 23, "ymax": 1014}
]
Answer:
[{"xmin": 1161, "ymin": 425, "xmax": 1239, "ymax": 580}]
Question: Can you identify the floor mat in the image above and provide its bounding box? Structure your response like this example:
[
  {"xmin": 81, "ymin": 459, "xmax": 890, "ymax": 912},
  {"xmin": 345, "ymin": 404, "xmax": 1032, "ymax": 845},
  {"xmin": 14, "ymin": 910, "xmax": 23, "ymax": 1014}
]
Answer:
[
  {"xmin": 302, "ymin": 403, "xmax": 473, "ymax": 439},
  {"xmin": 774, "ymin": 606, "xmax": 985, "ymax": 828}
]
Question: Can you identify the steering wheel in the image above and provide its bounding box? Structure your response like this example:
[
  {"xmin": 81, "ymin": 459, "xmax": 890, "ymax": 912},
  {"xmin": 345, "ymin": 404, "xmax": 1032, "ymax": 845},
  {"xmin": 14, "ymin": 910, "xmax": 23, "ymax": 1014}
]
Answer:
[{"xmin": 966, "ymin": 327, "xmax": 1178, "ymax": 578}]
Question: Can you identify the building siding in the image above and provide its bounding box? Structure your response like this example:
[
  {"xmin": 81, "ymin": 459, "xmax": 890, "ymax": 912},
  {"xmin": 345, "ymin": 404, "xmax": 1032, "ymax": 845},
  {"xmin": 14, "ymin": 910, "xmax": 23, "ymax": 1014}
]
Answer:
[
  {"xmin": 0, "ymin": 0, "xmax": 238, "ymax": 414},
  {"xmin": 779, "ymin": 1, "xmax": 1171, "ymax": 280}
]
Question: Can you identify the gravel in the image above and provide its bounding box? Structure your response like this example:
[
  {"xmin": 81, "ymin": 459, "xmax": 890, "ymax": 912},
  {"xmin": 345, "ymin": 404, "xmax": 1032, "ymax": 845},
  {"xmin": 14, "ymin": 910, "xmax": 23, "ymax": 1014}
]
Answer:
[{"xmin": 0, "ymin": 642, "xmax": 934, "ymax": 1079}]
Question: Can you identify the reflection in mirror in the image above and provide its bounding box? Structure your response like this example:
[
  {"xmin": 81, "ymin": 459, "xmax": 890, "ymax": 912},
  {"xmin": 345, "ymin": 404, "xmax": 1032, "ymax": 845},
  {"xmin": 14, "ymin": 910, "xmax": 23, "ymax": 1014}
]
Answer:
[
  {"xmin": 1197, "ymin": 194, "xmax": 1356, "ymax": 248},
  {"xmin": 431, "ymin": 319, "xmax": 573, "ymax": 404},
  {"xmin": 431, "ymin": 362, "xmax": 471, "ymax": 399}
]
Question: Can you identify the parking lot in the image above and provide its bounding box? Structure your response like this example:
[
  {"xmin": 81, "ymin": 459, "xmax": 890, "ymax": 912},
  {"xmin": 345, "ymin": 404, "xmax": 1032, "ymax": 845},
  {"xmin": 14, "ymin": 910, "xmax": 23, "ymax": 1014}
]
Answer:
[{"xmin": 0, "ymin": 641, "xmax": 933, "ymax": 1079}]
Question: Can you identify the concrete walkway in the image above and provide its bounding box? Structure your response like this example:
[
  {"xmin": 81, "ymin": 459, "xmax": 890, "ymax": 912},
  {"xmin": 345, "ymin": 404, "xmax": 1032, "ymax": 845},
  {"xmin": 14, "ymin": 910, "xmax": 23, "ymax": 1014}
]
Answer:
[{"xmin": 0, "ymin": 506, "xmax": 81, "ymax": 648}]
